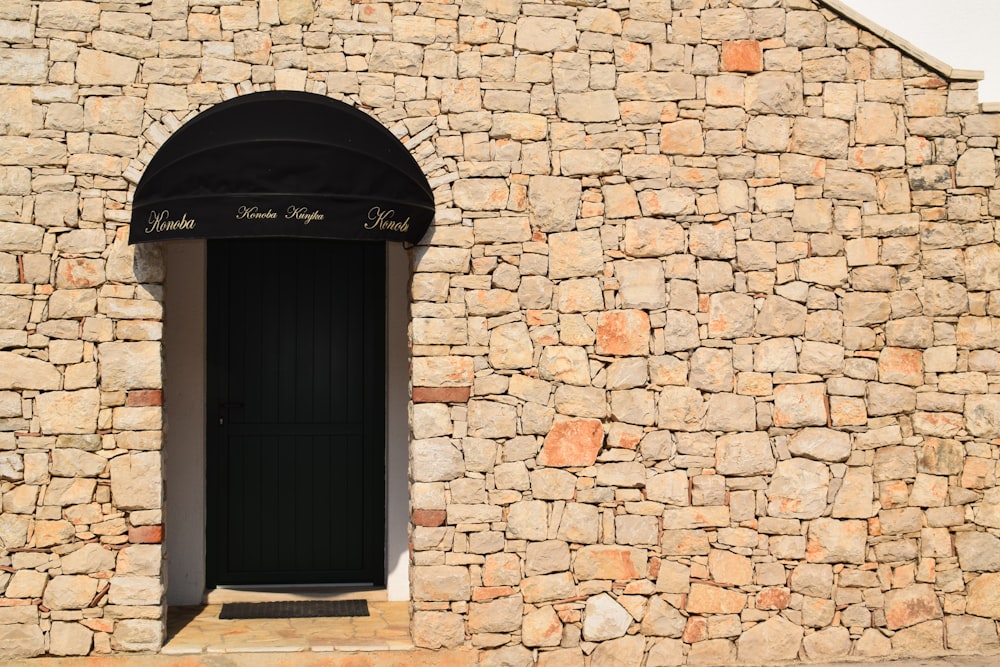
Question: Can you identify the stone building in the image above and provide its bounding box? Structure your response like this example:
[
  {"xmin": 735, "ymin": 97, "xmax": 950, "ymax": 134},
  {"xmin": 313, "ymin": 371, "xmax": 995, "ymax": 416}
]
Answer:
[{"xmin": 1, "ymin": 0, "xmax": 1000, "ymax": 663}]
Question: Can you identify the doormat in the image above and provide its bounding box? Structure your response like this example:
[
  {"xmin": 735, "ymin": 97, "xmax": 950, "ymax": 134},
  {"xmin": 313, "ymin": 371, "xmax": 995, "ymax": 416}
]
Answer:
[{"xmin": 219, "ymin": 600, "xmax": 370, "ymax": 619}]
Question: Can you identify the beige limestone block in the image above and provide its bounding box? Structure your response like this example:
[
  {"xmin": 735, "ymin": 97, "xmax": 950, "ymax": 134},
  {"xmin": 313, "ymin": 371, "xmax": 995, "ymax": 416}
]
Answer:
[
  {"xmin": 43, "ymin": 575, "xmax": 98, "ymax": 611},
  {"xmin": 516, "ymin": 17, "xmax": 576, "ymax": 53},
  {"xmin": 767, "ymin": 458, "xmax": 830, "ymax": 519},
  {"xmin": 884, "ymin": 584, "xmax": 942, "ymax": 629},
  {"xmin": 0, "ymin": 87, "xmax": 34, "ymax": 135},
  {"xmin": 0, "ymin": 137, "xmax": 67, "ymax": 166},
  {"xmin": 0, "ymin": 50, "xmax": 46, "ymax": 84},
  {"xmin": 716, "ymin": 431, "xmax": 774, "ymax": 476},
  {"xmin": 967, "ymin": 395, "xmax": 1000, "ymax": 438},
  {"xmin": 582, "ymin": 593, "xmax": 631, "ymax": 641},
  {"xmin": 772, "ymin": 383, "xmax": 827, "ymax": 428},
  {"xmin": 469, "ymin": 595, "xmax": 523, "ymax": 633},
  {"xmin": 806, "ymin": 518, "xmax": 866, "ymax": 564},
  {"xmin": 946, "ymin": 615, "xmax": 1000, "ymax": 649},
  {"xmin": 615, "ymin": 259, "xmax": 666, "ymax": 309},
  {"xmin": 110, "ymin": 619, "xmax": 162, "ymax": 652},
  {"xmin": 488, "ymin": 322, "xmax": 533, "ymax": 369},
  {"xmin": 790, "ymin": 117, "xmax": 849, "ymax": 159},
  {"xmin": 603, "ymin": 183, "xmax": 641, "ymax": 219},
  {"xmin": 707, "ymin": 293, "xmax": 754, "ymax": 339},
  {"xmin": 411, "ymin": 565, "xmax": 470, "ymax": 601},
  {"xmin": 617, "ymin": 72, "xmax": 696, "ymax": 101},
  {"xmin": 36, "ymin": 389, "xmax": 99, "ymax": 435},
  {"xmin": 0, "ymin": 624, "xmax": 44, "ymax": 660},
  {"xmin": 0, "ymin": 352, "xmax": 61, "ymax": 390},
  {"xmin": 824, "ymin": 169, "xmax": 876, "ymax": 200},
  {"xmin": 278, "ymin": 0, "xmax": 314, "ymax": 24},
  {"xmin": 689, "ymin": 221, "xmax": 736, "ymax": 260},
  {"xmin": 686, "ymin": 583, "xmax": 745, "ymax": 614},
  {"xmin": 468, "ymin": 400, "xmax": 517, "ymax": 438},
  {"xmin": 201, "ymin": 58, "xmax": 252, "ymax": 84},
  {"xmin": 746, "ymin": 71, "xmax": 803, "ymax": 114},
  {"xmin": 755, "ymin": 295, "xmax": 806, "ymax": 336},
  {"xmin": 789, "ymin": 428, "xmax": 850, "ymax": 463},
  {"xmin": 575, "ymin": 545, "xmax": 647, "ymax": 581},
  {"xmin": 84, "ymin": 97, "xmax": 145, "ymax": 136},
  {"xmin": 551, "ymin": 383, "xmax": 603, "ymax": 419},
  {"xmin": 453, "ymin": 179, "xmax": 509, "ymax": 211},
  {"xmin": 77, "ymin": 50, "xmax": 139, "ymax": 86},
  {"xmin": 48, "ymin": 621, "xmax": 91, "ymax": 656},
  {"xmin": 638, "ymin": 188, "xmax": 696, "ymax": 216},
  {"xmin": 109, "ymin": 451, "xmax": 162, "ymax": 510},
  {"xmin": 556, "ymin": 279, "xmax": 602, "ymax": 313},
  {"xmin": 98, "ymin": 342, "xmax": 162, "ymax": 391},
  {"xmin": 412, "ymin": 611, "xmax": 465, "ymax": 649},
  {"xmin": 528, "ymin": 175, "xmax": 580, "ymax": 232},
  {"xmin": 745, "ymin": 116, "xmax": 790, "ymax": 154},
  {"xmin": 560, "ymin": 149, "xmax": 620, "ymax": 176},
  {"xmin": 956, "ymin": 148, "xmax": 997, "ymax": 187},
  {"xmin": 737, "ymin": 615, "xmax": 803, "ymax": 663},
  {"xmin": 549, "ymin": 229, "xmax": 603, "ymax": 279},
  {"xmin": 557, "ymin": 91, "xmax": 619, "ymax": 122},
  {"xmin": 706, "ymin": 74, "xmax": 746, "ymax": 107},
  {"xmin": 538, "ymin": 346, "xmax": 590, "ymax": 386},
  {"xmin": 855, "ymin": 102, "xmax": 903, "ymax": 145},
  {"xmin": 522, "ymin": 605, "xmax": 562, "ymax": 647},
  {"xmin": 625, "ymin": 218, "xmax": 685, "ymax": 257},
  {"xmin": 109, "ymin": 576, "xmax": 162, "ymax": 606},
  {"xmin": 492, "ymin": 113, "xmax": 547, "ymax": 141},
  {"xmin": 640, "ymin": 597, "xmax": 685, "ymax": 638},
  {"xmin": 660, "ymin": 119, "xmax": 703, "ymax": 156}
]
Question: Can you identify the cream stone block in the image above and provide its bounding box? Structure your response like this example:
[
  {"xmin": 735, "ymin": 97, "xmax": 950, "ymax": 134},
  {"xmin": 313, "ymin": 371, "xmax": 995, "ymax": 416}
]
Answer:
[
  {"xmin": 515, "ymin": 17, "xmax": 576, "ymax": 53},
  {"xmin": 110, "ymin": 451, "xmax": 162, "ymax": 510},
  {"xmin": 36, "ymin": 390, "xmax": 99, "ymax": 435},
  {"xmin": 77, "ymin": 50, "xmax": 139, "ymax": 86},
  {"xmin": 617, "ymin": 72, "xmax": 695, "ymax": 101}
]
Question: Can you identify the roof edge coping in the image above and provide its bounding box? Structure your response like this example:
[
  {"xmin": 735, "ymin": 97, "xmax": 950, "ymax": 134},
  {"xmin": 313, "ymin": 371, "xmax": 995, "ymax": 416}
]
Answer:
[{"xmin": 821, "ymin": 0, "xmax": 984, "ymax": 82}]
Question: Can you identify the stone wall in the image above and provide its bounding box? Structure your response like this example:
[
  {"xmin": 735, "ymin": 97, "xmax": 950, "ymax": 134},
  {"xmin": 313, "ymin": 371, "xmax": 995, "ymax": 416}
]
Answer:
[{"xmin": 1, "ymin": 0, "xmax": 1000, "ymax": 663}]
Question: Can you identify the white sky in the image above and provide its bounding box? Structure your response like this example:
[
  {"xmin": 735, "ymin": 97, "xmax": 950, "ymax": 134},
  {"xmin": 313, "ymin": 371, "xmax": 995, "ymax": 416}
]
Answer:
[{"xmin": 846, "ymin": 0, "xmax": 1000, "ymax": 102}]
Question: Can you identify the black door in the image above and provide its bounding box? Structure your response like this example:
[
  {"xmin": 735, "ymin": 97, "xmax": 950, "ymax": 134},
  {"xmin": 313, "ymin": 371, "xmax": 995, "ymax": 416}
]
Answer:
[{"xmin": 206, "ymin": 239, "xmax": 385, "ymax": 586}]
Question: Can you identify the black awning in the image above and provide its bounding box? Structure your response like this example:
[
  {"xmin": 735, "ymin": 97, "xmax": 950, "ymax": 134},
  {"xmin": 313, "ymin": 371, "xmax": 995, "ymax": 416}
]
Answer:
[{"xmin": 129, "ymin": 91, "xmax": 435, "ymax": 244}]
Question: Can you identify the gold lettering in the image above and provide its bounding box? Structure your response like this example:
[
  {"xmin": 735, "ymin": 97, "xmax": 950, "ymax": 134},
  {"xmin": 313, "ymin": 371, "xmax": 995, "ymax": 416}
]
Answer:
[
  {"xmin": 286, "ymin": 206, "xmax": 325, "ymax": 224},
  {"xmin": 236, "ymin": 206, "xmax": 278, "ymax": 220},
  {"xmin": 145, "ymin": 209, "xmax": 196, "ymax": 234},
  {"xmin": 365, "ymin": 206, "xmax": 410, "ymax": 233}
]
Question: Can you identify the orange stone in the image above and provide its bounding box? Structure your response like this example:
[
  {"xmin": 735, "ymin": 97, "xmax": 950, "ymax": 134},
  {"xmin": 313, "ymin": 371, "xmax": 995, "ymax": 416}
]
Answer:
[
  {"xmin": 878, "ymin": 347, "xmax": 923, "ymax": 386},
  {"xmin": 574, "ymin": 545, "xmax": 647, "ymax": 580},
  {"xmin": 756, "ymin": 587, "xmax": 791, "ymax": 610},
  {"xmin": 596, "ymin": 310, "xmax": 650, "ymax": 356},
  {"xmin": 126, "ymin": 390, "xmax": 163, "ymax": 407},
  {"xmin": 686, "ymin": 583, "xmax": 746, "ymax": 614},
  {"xmin": 412, "ymin": 509, "xmax": 447, "ymax": 527},
  {"xmin": 412, "ymin": 387, "xmax": 471, "ymax": 404},
  {"xmin": 721, "ymin": 40, "xmax": 763, "ymax": 73},
  {"xmin": 128, "ymin": 525, "xmax": 163, "ymax": 544},
  {"xmin": 683, "ymin": 616, "xmax": 708, "ymax": 643},
  {"xmin": 538, "ymin": 418, "xmax": 604, "ymax": 467}
]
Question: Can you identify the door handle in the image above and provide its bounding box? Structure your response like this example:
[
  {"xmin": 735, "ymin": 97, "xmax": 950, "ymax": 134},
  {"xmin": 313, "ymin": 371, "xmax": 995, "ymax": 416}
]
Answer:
[{"xmin": 218, "ymin": 402, "xmax": 245, "ymax": 425}]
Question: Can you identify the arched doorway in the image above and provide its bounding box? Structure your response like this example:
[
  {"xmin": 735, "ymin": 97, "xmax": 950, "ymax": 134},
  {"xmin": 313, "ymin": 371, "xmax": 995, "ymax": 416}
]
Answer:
[{"xmin": 135, "ymin": 91, "xmax": 433, "ymax": 602}]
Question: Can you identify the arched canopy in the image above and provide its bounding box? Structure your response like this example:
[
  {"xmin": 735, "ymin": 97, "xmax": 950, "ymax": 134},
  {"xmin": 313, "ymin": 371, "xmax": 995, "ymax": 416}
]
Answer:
[{"xmin": 129, "ymin": 91, "xmax": 435, "ymax": 244}]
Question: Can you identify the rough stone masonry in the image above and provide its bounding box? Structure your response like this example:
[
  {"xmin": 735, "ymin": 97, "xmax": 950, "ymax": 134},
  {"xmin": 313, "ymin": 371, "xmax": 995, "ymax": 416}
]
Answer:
[{"xmin": 1, "ymin": 0, "xmax": 1000, "ymax": 664}]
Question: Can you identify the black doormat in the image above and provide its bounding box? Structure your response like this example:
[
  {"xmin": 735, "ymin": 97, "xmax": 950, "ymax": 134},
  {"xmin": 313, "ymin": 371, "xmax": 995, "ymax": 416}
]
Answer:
[{"xmin": 219, "ymin": 599, "xmax": 369, "ymax": 619}]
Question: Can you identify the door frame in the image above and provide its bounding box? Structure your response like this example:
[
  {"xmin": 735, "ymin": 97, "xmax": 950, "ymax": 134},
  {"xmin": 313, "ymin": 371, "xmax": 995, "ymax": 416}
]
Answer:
[
  {"xmin": 163, "ymin": 241, "xmax": 412, "ymax": 604},
  {"xmin": 203, "ymin": 239, "xmax": 386, "ymax": 588}
]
